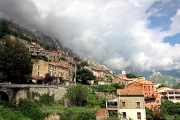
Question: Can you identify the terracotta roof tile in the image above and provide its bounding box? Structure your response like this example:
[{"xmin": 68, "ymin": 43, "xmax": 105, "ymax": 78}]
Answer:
[
  {"xmin": 117, "ymin": 88, "xmax": 143, "ymax": 96},
  {"xmin": 95, "ymin": 109, "xmax": 108, "ymax": 116}
]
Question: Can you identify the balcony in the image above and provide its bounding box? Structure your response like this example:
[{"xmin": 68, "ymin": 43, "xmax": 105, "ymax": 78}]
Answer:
[
  {"xmin": 106, "ymin": 100, "xmax": 118, "ymax": 110},
  {"xmin": 167, "ymin": 94, "xmax": 180, "ymax": 97}
]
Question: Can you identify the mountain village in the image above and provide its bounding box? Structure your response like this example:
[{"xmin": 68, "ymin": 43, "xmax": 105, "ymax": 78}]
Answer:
[{"xmin": 9, "ymin": 35, "xmax": 180, "ymax": 120}]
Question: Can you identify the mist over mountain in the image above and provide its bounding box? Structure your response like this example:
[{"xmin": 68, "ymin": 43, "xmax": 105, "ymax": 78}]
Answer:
[
  {"xmin": 6, "ymin": 19, "xmax": 78, "ymax": 57},
  {"xmin": 142, "ymin": 69, "xmax": 180, "ymax": 78},
  {"xmin": 0, "ymin": 0, "xmax": 180, "ymax": 73},
  {"xmin": 143, "ymin": 70, "xmax": 180, "ymax": 87}
]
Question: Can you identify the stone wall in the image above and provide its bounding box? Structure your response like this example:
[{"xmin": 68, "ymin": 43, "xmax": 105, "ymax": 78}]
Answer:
[
  {"xmin": 14, "ymin": 86, "xmax": 67, "ymax": 102},
  {"xmin": 96, "ymin": 92, "xmax": 117, "ymax": 100}
]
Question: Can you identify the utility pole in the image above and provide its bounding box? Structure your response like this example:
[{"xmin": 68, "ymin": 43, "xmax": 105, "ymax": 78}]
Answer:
[{"xmin": 74, "ymin": 63, "xmax": 76, "ymax": 85}]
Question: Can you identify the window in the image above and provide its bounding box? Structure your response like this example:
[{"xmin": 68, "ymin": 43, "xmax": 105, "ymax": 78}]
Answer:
[
  {"xmin": 122, "ymin": 102, "xmax": 125, "ymax": 107},
  {"xmin": 36, "ymin": 71, "xmax": 39, "ymax": 77},
  {"xmin": 50, "ymin": 71, "xmax": 52, "ymax": 76},
  {"xmin": 137, "ymin": 102, "xmax": 140, "ymax": 107},
  {"xmin": 137, "ymin": 112, "xmax": 141, "ymax": 119},
  {"xmin": 122, "ymin": 112, "xmax": 126, "ymax": 118},
  {"xmin": 37, "ymin": 65, "xmax": 40, "ymax": 69},
  {"xmin": 49, "ymin": 65, "xmax": 52, "ymax": 69}
]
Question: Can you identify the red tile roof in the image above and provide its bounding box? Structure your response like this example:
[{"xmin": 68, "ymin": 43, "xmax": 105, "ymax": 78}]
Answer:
[
  {"xmin": 117, "ymin": 88, "xmax": 143, "ymax": 96},
  {"xmin": 95, "ymin": 109, "xmax": 108, "ymax": 116}
]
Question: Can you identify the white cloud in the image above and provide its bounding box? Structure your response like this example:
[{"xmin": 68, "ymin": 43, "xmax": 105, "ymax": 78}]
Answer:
[
  {"xmin": 0, "ymin": 0, "xmax": 180, "ymax": 72},
  {"xmin": 160, "ymin": 9, "xmax": 180, "ymax": 38}
]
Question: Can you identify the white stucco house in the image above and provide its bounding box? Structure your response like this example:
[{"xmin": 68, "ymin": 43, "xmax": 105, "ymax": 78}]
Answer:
[{"xmin": 117, "ymin": 88, "xmax": 146, "ymax": 120}]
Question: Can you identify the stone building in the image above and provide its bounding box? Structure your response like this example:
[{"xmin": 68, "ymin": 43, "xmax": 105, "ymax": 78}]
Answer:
[
  {"xmin": 117, "ymin": 88, "xmax": 146, "ymax": 120},
  {"xmin": 126, "ymin": 78, "xmax": 158, "ymax": 109},
  {"xmin": 117, "ymin": 69, "xmax": 135, "ymax": 86},
  {"xmin": 156, "ymin": 87, "xmax": 180, "ymax": 103},
  {"xmin": 32, "ymin": 60, "xmax": 69, "ymax": 84}
]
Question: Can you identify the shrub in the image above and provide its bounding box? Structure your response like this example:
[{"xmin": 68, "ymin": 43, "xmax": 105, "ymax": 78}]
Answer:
[
  {"xmin": 60, "ymin": 109, "xmax": 96, "ymax": 120},
  {"xmin": 67, "ymin": 84, "xmax": 88, "ymax": 106},
  {"xmin": 18, "ymin": 98, "xmax": 45, "ymax": 120},
  {"xmin": 38, "ymin": 92, "xmax": 54, "ymax": 105},
  {"xmin": 99, "ymin": 97, "xmax": 106, "ymax": 108},
  {"xmin": 0, "ymin": 105, "xmax": 30, "ymax": 120},
  {"xmin": 86, "ymin": 91, "xmax": 98, "ymax": 107}
]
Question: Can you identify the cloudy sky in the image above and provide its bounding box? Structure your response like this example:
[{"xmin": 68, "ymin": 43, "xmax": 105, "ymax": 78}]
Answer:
[{"xmin": 0, "ymin": 0, "xmax": 180, "ymax": 72}]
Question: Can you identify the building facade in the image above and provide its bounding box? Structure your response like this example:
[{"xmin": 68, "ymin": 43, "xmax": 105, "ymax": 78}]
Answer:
[
  {"xmin": 156, "ymin": 87, "xmax": 180, "ymax": 103},
  {"xmin": 117, "ymin": 88, "xmax": 146, "ymax": 120},
  {"xmin": 126, "ymin": 78, "xmax": 158, "ymax": 109},
  {"xmin": 32, "ymin": 60, "xmax": 69, "ymax": 84}
]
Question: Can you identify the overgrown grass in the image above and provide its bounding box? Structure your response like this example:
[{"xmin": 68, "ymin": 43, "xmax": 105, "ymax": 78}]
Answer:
[{"xmin": 40, "ymin": 103, "xmax": 102, "ymax": 114}]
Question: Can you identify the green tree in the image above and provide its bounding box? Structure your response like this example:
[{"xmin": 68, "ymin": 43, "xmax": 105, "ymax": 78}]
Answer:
[
  {"xmin": 126, "ymin": 73, "xmax": 137, "ymax": 78},
  {"xmin": 76, "ymin": 68, "xmax": 96, "ymax": 84},
  {"xmin": 67, "ymin": 84, "xmax": 88, "ymax": 106},
  {"xmin": 146, "ymin": 108, "xmax": 153, "ymax": 120},
  {"xmin": 76, "ymin": 60, "xmax": 88, "ymax": 69},
  {"xmin": 158, "ymin": 84, "xmax": 167, "ymax": 88},
  {"xmin": 174, "ymin": 114, "xmax": 180, "ymax": 120},
  {"xmin": 59, "ymin": 55, "xmax": 66, "ymax": 61},
  {"xmin": 0, "ymin": 37, "xmax": 32, "ymax": 80},
  {"xmin": 86, "ymin": 91, "xmax": 98, "ymax": 106},
  {"xmin": 0, "ymin": 105, "xmax": 31, "ymax": 120},
  {"xmin": 111, "ymin": 83, "xmax": 125, "ymax": 89},
  {"xmin": 0, "ymin": 21, "xmax": 9, "ymax": 38},
  {"xmin": 80, "ymin": 61, "xmax": 88, "ymax": 67},
  {"xmin": 18, "ymin": 99, "xmax": 45, "ymax": 120}
]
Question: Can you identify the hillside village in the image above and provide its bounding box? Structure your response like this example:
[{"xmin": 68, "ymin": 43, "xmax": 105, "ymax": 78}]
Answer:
[
  {"xmin": 1, "ymin": 20, "xmax": 180, "ymax": 120},
  {"xmin": 11, "ymin": 35, "xmax": 180, "ymax": 119}
]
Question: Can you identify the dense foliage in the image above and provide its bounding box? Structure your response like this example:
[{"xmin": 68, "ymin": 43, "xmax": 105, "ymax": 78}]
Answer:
[
  {"xmin": 160, "ymin": 100, "xmax": 180, "ymax": 115},
  {"xmin": 60, "ymin": 109, "xmax": 96, "ymax": 120},
  {"xmin": 0, "ymin": 36, "xmax": 32, "ymax": 80},
  {"xmin": 158, "ymin": 84, "xmax": 167, "ymax": 88},
  {"xmin": 126, "ymin": 73, "xmax": 137, "ymax": 78},
  {"xmin": 18, "ymin": 99, "xmax": 45, "ymax": 120},
  {"xmin": 0, "ymin": 99, "xmax": 47, "ymax": 120},
  {"xmin": 145, "ymin": 100, "xmax": 180, "ymax": 120},
  {"xmin": 76, "ymin": 60, "xmax": 88, "ymax": 69},
  {"xmin": 0, "ymin": 21, "xmax": 10, "ymax": 38},
  {"xmin": 0, "ymin": 105, "xmax": 30, "ymax": 120},
  {"xmin": 76, "ymin": 68, "xmax": 96, "ymax": 84},
  {"xmin": 67, "ymin": 84, "xmax": 89, "ymax": 106},
  {"xmin": 91, "ymin": 83, "xmax": 125, "ymax": 93}
]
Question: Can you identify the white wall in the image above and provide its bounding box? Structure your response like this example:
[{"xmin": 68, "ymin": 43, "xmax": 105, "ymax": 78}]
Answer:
[{"xmin": 118, "ymin": 109, "xmax": 146, "ymax": 120}]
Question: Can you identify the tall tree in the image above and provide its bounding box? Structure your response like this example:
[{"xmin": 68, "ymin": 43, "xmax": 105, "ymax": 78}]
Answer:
[
  {"xmin": 42, "ymin": 73, "xmax": 55, "ymax": 84},
  {"xmin": 76, "ymin": 68, "xmax": 95, "ymax": 84},
  {"xmin": 0, "ymin": 21, "xmax": 9, "ymax": 38},
  {"xmin": 0, "ymin": 37, "xmax": 32, "ymax": 81},
  {"xmin": 67, "ymin": 84, "xmax": 88, "ymax": 106},
  {"xmin": 126, "ymin": 73, "xmax": 137, "ymax": 78}
]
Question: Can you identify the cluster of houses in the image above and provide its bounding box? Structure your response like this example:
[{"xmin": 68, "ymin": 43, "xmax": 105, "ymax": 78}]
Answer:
[
  {"xmin": 22, "ymin": 37, "xmax": 114, "ymax": 85},
  {"xmin": 104, "ymin": 70, "xmax": 180, "ymax": 120},
  {"xmin": 15, "ymin": 36, "xmax": 180, "ymax": 120}
]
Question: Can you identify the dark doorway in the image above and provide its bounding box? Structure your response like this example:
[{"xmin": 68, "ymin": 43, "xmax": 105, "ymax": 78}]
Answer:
[{"xmin": 0, "ymin": 91, "xmax": 9, "ymax": 101}]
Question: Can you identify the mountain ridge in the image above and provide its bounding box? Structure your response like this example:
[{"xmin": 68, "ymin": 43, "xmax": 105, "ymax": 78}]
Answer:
[
  {"xmin": 147, "ymin": 71, "xmax": 180, "ymax": 87},
  {"xmin": 6, "ymin": 20, "xmax": 78, "ymax": 58}
]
